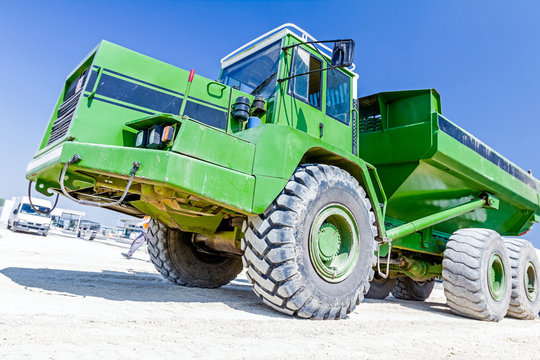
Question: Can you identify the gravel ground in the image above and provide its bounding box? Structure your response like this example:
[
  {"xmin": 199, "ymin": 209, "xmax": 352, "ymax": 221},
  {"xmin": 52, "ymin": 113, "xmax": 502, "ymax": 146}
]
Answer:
[{"xmin": 0, "ymin": 228, "xmax": 538, "ymax": 359}]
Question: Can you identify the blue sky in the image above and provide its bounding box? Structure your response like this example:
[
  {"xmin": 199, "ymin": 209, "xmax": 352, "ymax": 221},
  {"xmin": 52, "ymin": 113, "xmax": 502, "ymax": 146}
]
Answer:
[{"xmin": 1, "ymin": 0, "xmax": 540, "ymax": 246}]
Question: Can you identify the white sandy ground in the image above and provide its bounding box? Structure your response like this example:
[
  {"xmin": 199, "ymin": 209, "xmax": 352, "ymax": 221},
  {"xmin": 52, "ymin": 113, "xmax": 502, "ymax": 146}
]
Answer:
[{"xmin": 0, "ymin": 228, "xmax": 538, "ymax": 360}]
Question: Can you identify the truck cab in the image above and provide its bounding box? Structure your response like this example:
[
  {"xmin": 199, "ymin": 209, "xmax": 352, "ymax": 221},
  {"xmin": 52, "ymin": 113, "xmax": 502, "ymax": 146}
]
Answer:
[
  {"xmin": 219, "ymin": 25, "xmax": 358, "ymax": 154},
  {"xmin": 8, "ymin": 196, "xmax": 52, "ymax": 236}
]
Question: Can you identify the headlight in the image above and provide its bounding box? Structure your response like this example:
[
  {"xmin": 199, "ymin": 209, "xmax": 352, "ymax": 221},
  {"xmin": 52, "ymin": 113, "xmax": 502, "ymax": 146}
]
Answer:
[
  {"xmin": 147, "ymin": 126, "xmax": 161, "ymax": 149},
  {"xmin": 135, "ymin": 130, "xmax": 148, "ymax": 148},
  {"xmin": 134, "ymin": 125, "xmax": 174, "ymax": 149}
]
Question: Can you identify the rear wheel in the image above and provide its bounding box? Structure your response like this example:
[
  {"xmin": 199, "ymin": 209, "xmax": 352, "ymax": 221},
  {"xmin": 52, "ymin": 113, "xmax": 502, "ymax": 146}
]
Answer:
[
  {"xmin": 392, "ymin": 277, "xmax": 435, "ymax": 301},
  {"xmin": 147, "ymin": 219, "xmax": 243, "ymax": 288},
  {"xmin": 242, "ymin": 164, "xmax": 377, "ymax": 319},
  {"xmin": 365, "ymin": 273, "xmax": 395, "ymax": 299},
  {"xmin": 442, "ymin": 228, "xmax": 511, "ymax": 321},
  {"xmin": 504, "ymin": 238, "xmax": 540, "ymax": 319}
]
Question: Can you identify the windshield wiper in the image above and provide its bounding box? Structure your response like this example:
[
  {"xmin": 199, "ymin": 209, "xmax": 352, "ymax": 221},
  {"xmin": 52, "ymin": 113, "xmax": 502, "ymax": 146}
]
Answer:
[{"xmin": 250, "ymin": 71, "xmax": 277, "ymax": 96}]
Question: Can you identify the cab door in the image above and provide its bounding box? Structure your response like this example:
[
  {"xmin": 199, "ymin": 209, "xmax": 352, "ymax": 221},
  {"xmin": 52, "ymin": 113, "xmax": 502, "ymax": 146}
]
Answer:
[
  {"xmin": 321, "ymin": 67, "xmax": 353, "ymax": 153},
  {"xmin": 278, "ymin": 45, "xmax": 324, "ymax": 139}
]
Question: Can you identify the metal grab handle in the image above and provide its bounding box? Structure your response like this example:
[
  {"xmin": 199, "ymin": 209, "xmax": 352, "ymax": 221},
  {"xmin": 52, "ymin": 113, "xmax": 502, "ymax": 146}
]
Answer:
[
  {"xmin": 207, "ymin": 81, "xmax": 227, "ymax": 90},
  {"xmin": 376, "ymin": 238, "xmax": 392, "ymax": 279},
  {"xmin": 59, "ymin": 154, "xmax": 141, "ymax": 208},
  {"xmin": 27, "ymin": 180, "xmax": 59, "ymax": 215},
  {"xmin": 88, "ymin": 66, "xmax": 103, "ymax": 99}
]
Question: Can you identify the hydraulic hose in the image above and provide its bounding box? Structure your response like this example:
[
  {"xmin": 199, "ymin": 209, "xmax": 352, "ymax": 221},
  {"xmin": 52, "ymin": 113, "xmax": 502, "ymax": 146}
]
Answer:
[
  {"xmin": 59, "ymin": 154, "xmax": 141, "ymax": 208},
  {"xmin": 27, "ymin": 180, "xmax": 59, "ymax": 215}
]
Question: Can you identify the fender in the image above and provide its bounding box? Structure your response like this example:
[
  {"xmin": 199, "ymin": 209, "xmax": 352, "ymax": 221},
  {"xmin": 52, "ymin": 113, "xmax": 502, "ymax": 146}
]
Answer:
[{"xmin": 238, "ymin": 124, "xmax": 387, "ymax": 238}]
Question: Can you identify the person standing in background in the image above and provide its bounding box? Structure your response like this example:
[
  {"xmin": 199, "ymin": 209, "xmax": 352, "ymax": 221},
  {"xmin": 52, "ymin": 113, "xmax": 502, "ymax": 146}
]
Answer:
[{"xmin": 122, "ymin": 216, "xmax": 151, "ymax": 259}]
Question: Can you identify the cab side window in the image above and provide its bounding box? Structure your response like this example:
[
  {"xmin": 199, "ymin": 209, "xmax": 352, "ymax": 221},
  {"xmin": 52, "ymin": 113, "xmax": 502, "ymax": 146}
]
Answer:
[
  {"xmin": 289, "ymin": 47, "xmax": 322, "ymax": 108},
  {"xmin": 326, "ymin": 68, "xmax": 350, "ymax": 124}
]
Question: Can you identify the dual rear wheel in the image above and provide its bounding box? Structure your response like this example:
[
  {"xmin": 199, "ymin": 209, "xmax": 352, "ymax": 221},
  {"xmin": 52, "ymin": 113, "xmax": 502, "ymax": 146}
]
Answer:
[
  {"xmin": 366, "ymin": 228, "xmax": 539, "ymax": 322},
  {"xmin": 442, "ymin": 228, "xmax": 539, "ymax": 321},
  {"xmin": 503, "ymin": 238, "xmax": 539, "ymax": 319}
]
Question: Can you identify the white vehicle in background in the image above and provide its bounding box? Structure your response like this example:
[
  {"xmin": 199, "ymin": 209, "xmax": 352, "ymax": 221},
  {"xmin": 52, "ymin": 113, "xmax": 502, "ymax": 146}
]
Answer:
[{"xmin": 7, "ymin": 196, "xmax": 52, "ymax": 236}]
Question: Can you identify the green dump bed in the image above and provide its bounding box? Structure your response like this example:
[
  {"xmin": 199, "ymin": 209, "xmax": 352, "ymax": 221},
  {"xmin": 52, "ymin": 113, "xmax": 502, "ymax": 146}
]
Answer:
[{"xmin": 357, "ymin": 90, "xmax": 540, "ymax": 236}]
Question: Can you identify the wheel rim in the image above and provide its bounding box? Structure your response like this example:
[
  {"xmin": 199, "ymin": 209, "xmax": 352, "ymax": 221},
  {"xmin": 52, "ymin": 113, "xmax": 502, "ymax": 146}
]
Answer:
[
  {"xmin": 309, "ymin": 204, "xmax": 359, "ymax": 283},
  {"xmin": 488, "ymin": 254, "xmax": 506, "ymax": 301},
  {"xmin": 524, "ymin": 261, "xmax": 537, "ymax": 302}
]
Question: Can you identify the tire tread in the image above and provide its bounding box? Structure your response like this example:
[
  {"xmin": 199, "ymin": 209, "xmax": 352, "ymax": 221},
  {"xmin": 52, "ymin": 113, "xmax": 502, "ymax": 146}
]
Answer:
[{"xmin": 243, "ymin": 164, "xmax": 377, "ymax": 319}]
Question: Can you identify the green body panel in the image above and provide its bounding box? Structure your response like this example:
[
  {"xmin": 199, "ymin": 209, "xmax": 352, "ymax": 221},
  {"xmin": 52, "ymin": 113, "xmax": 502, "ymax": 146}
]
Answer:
[
  {"xmin": 26, "ymin": 29, "xmax": 540, "ymax": 269},
  {"xmin": 170, "ymin": 115, "xmax": 255, "ymax": 175},
  {"xmin": 28, "ymin": 119, "xmax": 382, "ymax": 233},
  {"xmin": 235, "ymin": 124, "xmax": 381, "ymax": 216}
]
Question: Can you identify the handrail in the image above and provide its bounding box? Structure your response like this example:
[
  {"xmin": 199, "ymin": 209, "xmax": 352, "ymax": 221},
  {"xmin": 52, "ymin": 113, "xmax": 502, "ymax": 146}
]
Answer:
[{"xmin": 220, "ymin": 23, "xmax": 332, "ymax": 65}]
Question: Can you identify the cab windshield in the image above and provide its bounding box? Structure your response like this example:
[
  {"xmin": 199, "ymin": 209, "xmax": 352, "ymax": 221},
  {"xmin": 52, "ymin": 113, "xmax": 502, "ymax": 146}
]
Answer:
[
  {"xmin": 220, "ymin": 39, "xmax": 282, "ymax": 98},
  {"xmin": 20, "ymin": 203, "xmax": 51, "ymax": 218}
]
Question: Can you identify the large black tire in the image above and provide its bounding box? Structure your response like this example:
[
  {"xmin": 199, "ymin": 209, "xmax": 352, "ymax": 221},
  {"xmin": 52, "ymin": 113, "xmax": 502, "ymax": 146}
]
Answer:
[
  {"xmin": 442, "ymin": 228, "xmax": 511, "ymax": 321},
  {"xmin": 365, "ymin": 273, "xmax": 395, "ymax": 299},
  {"xmin": 147, "ymin": 219, "xmax": 243, "ymax": 288},
  {"xmin": 504, "ymin": 238, "xmax": 540, "ymax": 319},
  {"xmin": 242, "ymin": 164, "xmax": 377, "ymax": 319},
  {"xmin": 392, "ymin": 277, "xmax": 435, "ymax": 301}
]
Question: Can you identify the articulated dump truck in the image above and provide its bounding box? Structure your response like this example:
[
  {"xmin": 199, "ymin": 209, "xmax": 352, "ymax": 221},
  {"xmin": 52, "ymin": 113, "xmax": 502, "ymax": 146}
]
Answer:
[{"xmin": 27, "ymin": 24, "xmax": 539, "ymax": 321}]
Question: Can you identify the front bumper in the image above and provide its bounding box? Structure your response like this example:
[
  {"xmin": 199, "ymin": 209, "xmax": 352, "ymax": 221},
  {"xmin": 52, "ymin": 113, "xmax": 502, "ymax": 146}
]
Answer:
[
  {"xmin": 26, "ymin": 141, "xmax": 256, "ymax": 214},
  {"xmin": 13, "ymin": 222, "xmax": 49, "ymax": 234}
]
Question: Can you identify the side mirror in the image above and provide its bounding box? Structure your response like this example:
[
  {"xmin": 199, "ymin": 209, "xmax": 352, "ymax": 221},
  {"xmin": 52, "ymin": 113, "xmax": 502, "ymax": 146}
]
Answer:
[
  {"xmin": 331, "ymin": 39, "xmax": 355, "ymax": 68},
  {"xmin": 13, "ymin": 209, "xmax": 18, "ymax": 214}
]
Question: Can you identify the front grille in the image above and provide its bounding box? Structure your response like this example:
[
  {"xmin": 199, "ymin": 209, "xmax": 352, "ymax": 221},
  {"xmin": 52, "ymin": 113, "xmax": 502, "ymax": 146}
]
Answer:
[{"xmin": 46, "ymin": 70, "xmax": 88, "ymax": 146}]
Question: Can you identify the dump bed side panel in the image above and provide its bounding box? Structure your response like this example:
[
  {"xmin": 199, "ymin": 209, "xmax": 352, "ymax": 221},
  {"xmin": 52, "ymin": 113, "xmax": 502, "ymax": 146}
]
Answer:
[
  {"xmin": 434, "ymin": 115, "xmax": 539, "ymax": 235},
  {"xmin": 357, "ymin": 90, "xmax": 539, "ymax": 236}
]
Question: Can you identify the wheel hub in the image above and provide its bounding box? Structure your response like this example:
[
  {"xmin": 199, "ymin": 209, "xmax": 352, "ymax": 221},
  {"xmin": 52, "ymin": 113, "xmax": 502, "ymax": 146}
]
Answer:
[
  {"xmin": 524, "ymin": 261, "xmax": 537, "ymax": 302},
  {"xmin": 309, "ymin": 204, "xmax": 359, "ymax": 283},
  {"xmin": 317, "ymin": 223, "xmax": 341, "ymax": 261},
  {"xmin": 488, "ymin": 254, "xmax": 506, "ymax": 301}
]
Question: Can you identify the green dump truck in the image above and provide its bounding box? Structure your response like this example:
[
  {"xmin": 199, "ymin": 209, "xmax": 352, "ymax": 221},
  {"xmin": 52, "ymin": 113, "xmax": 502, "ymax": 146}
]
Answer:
[{"xmin": 26, "ymin": 24, "xmax": 539, "ymax": 321}]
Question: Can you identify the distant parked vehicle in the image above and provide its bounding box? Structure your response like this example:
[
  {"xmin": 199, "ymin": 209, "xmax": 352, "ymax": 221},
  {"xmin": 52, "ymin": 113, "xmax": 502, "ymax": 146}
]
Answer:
[
  {"xmin": 77, "ymin": 220, "xmax": 100, "ymax": 240},
  {"xmin": 7, "ymin": 196, "xmax": 51, "ymax": 236}
]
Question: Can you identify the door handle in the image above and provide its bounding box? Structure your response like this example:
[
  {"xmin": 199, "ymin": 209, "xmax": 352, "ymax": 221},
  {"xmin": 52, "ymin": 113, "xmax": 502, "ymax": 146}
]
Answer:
[{"xmin": 319, "ymin": 122, "xmax": 324, "ymax": 138}]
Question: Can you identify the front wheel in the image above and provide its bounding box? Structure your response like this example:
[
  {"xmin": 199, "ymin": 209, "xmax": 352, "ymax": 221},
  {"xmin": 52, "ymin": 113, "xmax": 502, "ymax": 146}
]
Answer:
[
  {"xmin": 243, "ymin": 164, "xmax": 377, "ymax": 319},
  {"xmin": 147, "ymin": 219, "xmax": 243, "ymax": 288}
]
